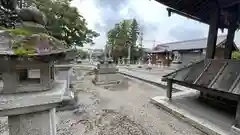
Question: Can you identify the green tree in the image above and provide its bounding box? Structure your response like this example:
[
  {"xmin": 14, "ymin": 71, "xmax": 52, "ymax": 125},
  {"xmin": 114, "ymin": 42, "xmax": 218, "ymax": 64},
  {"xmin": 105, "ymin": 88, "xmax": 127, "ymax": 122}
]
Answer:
[
  {"xmin": 129, "ymin": 19, "xmax": 139, "ymax": 47},
  {"xmin": 76, "ymin": 49, "xmax": 88, "ymax": 59},
  {"xmin": 31, "ymin": 0, "xmax": 99, "ymax": 47},
  {"xmin": 232, "ymin": 51, "xmax": 240, "ymax": 60},
  {"xmin": 106, "ymin": 19, "xmax": 141, "ymax": 62}
]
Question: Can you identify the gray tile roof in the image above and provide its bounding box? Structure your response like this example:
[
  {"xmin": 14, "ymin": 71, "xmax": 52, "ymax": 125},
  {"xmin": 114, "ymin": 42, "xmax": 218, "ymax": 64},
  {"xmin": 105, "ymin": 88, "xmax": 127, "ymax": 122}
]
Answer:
[{"xmin": 153, "ymin": 35, "xmax": 228, "ymax": 52}]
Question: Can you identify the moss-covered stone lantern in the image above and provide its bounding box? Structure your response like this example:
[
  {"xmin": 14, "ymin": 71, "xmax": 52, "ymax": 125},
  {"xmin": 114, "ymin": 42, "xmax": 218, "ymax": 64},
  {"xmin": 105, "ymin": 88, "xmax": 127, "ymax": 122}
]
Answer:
[
  {"xmin": 0, "ymin": 28, "xmax": 70, "ymax": 135},
  {"xmin": 0, "ymin": 30, "xmax": 69, "ymax": 94}
]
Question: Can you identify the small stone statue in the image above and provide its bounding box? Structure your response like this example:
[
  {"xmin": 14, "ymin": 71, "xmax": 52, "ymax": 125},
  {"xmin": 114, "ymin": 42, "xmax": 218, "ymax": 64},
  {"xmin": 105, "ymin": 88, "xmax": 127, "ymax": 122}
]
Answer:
[
  {"xmin": 0, "ymin": 0, "xmax": 17, "ymax": 10},
  {"xmin": 18, "ymin": 6, "xmax": 47, "ymax": 25},
  {"xmin": 0, "ymin": 0, "xmax": 46, "ymax": 27}
]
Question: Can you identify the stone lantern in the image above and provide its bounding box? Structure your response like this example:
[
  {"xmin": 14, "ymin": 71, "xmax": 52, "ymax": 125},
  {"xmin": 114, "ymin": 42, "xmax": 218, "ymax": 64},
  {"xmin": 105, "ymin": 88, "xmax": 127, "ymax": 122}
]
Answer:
[{"xmin": 0, "ymin": 30, "xmax": 70, "ymax": 135}]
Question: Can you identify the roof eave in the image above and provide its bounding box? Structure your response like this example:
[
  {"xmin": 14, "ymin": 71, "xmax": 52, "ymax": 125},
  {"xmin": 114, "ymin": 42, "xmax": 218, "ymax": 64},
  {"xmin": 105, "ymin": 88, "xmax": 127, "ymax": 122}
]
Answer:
[{"xmin": 167, "ymin": 8, "xmax": 208, "ymax": 25}]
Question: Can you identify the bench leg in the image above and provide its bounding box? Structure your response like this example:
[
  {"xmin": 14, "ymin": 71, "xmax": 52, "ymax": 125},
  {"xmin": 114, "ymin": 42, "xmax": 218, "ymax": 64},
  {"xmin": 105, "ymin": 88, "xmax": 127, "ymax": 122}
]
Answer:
[
  {"xmin": 167, "ymin": 79, "xmax": 173, "ymax": 100},
  {"xmin": 234, "ymin": 101, "xmax": 240, "ymax": 128},
  {"xmin": 231, "ymin": 101, "xmax": 240, "ymax": 135}
]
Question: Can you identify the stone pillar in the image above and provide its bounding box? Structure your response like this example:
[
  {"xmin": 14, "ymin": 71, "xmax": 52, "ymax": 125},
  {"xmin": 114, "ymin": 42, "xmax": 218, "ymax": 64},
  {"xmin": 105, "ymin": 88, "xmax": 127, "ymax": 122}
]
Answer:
[
  {"xmin": 40, "ymin": 63, "xmax": 51, "ymax": 85},
  {"xmin": 224, "ymin": 5, "xmax": 238, "ymax": 59},
  {"xmin": 8, "ymin": 108, "xmax": 56, "ymax": 135},
  {"xmin": 205, "ymin": 6, "xmax": 220, "ymax": 60},
  {"xmin": 54, "ymin": 65, "xmax": 75, "ymax": 103},
  {"xmin": 0, "ymin": 80, "xmax": 67, "ymax": 135}
]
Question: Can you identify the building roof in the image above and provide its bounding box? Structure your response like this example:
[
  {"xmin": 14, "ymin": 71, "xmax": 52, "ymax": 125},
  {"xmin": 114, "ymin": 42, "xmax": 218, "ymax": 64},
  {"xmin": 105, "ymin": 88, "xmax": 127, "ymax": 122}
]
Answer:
[
  {"xmin": 142, "ymin": 48, "xmax": 152, "ymax": 53},
  {"xmin": 155, "ymin": 0, "xmax": 240, "ymax": 29},
  {"xmin": 151, "ymin": 35, "xmax": 238, "ymax": 53}
]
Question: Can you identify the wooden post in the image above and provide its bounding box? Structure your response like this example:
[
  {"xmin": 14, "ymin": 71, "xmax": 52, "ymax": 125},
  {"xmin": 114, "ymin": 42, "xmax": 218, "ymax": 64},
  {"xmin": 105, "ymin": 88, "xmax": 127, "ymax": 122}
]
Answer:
[
  {"xmin": 234, "ymin": 100, "xmax": 240, "ymax": 128},
  {"xmin": 203, "ymin": 6, "xmax": 219, "ymax": 98},
  {"xmin": 167, "ymin": 79, "xmax": 173, "ymax": 99},
  {"xmin": 224, "ymin": 5, "xmax": 238, "ymax": 59},
  {"xmin": 205, "ymin": 6, "xmax": 220, "ymax": 60}
]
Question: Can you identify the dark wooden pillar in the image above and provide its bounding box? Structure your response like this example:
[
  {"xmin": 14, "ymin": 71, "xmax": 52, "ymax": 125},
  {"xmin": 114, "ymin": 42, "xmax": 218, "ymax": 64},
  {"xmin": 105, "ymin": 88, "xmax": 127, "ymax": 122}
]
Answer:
[
  {"xmin": 224, "ymin": 5, "xmax": 238, "ymax": 59},
  {"xmin": 206, "ymin": 7, "xmax": 220, "ymax": 60},
  {"xmin": 202, "ymin": 6, "xmax": 220, "ymax": 98},
  {"xmin": 167, "ymin": 79, "xmax": 173, "ymax": 99},
  {"xmin": 234, "ymin": 100, "xmax": 240, "ymax": 128}
]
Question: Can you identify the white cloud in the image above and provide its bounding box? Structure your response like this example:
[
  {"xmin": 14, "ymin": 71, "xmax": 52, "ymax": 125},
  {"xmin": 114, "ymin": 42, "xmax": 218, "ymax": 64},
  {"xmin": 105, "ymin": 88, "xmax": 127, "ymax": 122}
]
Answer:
[
  {"xmin": 71, "ymin": 0, "xmax": 103, "ymax": 29},
  {"xmin": 71, "ymin": 0, "xmax": 240, "ymax": 49}
]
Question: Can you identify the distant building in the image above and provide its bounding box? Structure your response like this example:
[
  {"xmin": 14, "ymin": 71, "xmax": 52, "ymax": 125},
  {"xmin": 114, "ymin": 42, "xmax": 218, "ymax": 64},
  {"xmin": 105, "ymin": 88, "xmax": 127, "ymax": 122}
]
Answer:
[{"xmin": 149, "ymin": 35, "xmax": 238, "ymax": 67}]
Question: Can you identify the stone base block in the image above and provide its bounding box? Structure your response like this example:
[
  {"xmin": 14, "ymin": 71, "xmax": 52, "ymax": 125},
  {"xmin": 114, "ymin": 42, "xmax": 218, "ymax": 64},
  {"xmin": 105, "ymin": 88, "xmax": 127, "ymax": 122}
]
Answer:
[
  {"xmin": 98, "ymin": 68, "xmax": 117, "ymax": 74},
  {"xmin": 0, "ymin": 80, "xmax": 67, "ymax": 113},
  {"xmin": 230, "ymin": 126, "xmax": 240, "ymax": 135},
  {"xmin": 0, "ymin": 80, "xmax": 55, "ymax": 94},
  {"xmin": 97, "ymin": 63, "xmax": 117, "ymax": 74},
  {"xmin": 8, "ymin": 108, "xmax": 56, "ymax": 135},
  {"xmin": 93, "ymin": 74, "xmax": 121, "ymax": 85}
]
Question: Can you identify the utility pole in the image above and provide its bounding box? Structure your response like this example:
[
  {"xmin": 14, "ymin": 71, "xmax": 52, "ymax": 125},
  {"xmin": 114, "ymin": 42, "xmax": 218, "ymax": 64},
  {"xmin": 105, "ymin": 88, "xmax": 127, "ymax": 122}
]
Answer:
[
  {"xmin": 104, "ymin": 44, "xmax": 108, "ymax": 61},
  {"xmin": 139, "ymin": 27, "xmax": 144, "ymax": 64}
]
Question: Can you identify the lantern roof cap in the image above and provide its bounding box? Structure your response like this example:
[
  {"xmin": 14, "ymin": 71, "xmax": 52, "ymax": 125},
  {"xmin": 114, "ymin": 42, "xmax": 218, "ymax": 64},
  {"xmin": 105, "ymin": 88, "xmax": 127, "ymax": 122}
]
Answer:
[{"xmin": 0, "ymin": 29, "xmax": 71, "ymax": 57}]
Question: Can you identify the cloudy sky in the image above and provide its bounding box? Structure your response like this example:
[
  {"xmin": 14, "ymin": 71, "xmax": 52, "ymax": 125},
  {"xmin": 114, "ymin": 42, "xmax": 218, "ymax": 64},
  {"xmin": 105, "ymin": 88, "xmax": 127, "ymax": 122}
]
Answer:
[{"xmin": 71, "ymin": 0, "xmax": 240, "ymax": 49}]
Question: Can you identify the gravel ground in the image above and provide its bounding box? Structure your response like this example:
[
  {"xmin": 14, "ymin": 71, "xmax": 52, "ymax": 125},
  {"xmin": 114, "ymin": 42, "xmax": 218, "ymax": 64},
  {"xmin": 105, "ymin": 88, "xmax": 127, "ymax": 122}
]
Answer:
[
  {"xmin": 0, "ymin": 68, "xmax": 206, "ymax": 135},
  {"xmin": 56, "ymin": 68, "xmax": 206, "ymax": 135}
]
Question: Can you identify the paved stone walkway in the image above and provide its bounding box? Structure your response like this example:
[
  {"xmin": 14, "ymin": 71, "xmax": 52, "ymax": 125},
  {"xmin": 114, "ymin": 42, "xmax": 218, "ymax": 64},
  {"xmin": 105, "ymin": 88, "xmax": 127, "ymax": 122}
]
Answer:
[{"xmin": 119, "ymin": 68, "xmax": 195, "ymax": 92}]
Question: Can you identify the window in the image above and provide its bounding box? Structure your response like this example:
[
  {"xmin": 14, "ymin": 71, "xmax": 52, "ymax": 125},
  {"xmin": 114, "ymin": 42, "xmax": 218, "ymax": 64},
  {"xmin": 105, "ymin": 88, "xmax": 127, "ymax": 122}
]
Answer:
[{"xmin": 18, "ymin": 69, "xmax": 40, "ymax": 84}]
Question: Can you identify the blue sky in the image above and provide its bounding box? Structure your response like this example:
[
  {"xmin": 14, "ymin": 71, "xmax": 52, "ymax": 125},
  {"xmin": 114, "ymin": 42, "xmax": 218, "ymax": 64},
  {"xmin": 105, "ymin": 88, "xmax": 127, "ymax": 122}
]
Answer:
[{"xmin": 71, "ymin": 0, "xmax": 240, "ymax": 49}]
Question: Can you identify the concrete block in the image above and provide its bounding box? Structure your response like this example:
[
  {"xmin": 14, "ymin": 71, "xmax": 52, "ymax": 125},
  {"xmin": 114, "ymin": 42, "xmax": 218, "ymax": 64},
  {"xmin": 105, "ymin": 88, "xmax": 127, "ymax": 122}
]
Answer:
[
  {"xmin": 151, "ymin": 92, "xmax": 230, "ymax": 135},
  {"xmin": 94, "ymin": 74, "xmax": 122, "ymax": 85},
  {"xmin": 0, "ymin": 80, "xmax": 67, "ymax": 112},
  {"xmin": 97, "ymin": 63, "xmax": 117, "ymax": 74},
  {"xmin": 8, "ymin": 108, "xmax": 56, "ymax": 135}
]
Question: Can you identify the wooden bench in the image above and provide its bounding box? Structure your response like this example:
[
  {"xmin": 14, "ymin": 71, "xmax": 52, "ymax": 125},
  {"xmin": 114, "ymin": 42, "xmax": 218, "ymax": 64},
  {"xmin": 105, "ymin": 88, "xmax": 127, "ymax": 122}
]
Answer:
[{"xmin": 162, "ymin": 59, "xmax": 240, "ymax": 129}]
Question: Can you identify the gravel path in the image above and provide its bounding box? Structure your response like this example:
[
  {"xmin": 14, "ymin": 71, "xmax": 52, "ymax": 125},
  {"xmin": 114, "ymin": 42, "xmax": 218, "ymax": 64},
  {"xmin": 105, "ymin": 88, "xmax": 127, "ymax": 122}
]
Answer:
[{"xmin": 56, "ymin": 70, "xmax": 206, "ymax": 135}]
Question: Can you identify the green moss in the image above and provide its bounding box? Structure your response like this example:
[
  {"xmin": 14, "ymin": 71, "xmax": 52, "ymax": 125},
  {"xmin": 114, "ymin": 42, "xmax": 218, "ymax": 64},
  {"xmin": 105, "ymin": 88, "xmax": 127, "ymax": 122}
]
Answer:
[
  {"xmin": 232, "ymin": 51, "xmax": 240, "ymax": 60},
  {"xmin": 7, "ymin": 30, "xmax": 66, "ymax": 56},
  {"xmin": 6, "ymin": 28, "xmax": 33, "ymax": 37},
  {"xmin": 0, "ymin": 26, "xmax": 6, "ymax": 30}
]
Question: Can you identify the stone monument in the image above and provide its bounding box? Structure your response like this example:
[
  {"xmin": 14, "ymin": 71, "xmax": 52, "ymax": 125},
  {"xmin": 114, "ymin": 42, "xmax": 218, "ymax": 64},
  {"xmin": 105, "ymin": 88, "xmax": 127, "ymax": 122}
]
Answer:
[
  {"xmin": 0, "ymin": 1, "xmax": 70, "ymax": 134},
  {"xmin": 93, "ymin": 59, "xmax": 121, "ymax": 85}
]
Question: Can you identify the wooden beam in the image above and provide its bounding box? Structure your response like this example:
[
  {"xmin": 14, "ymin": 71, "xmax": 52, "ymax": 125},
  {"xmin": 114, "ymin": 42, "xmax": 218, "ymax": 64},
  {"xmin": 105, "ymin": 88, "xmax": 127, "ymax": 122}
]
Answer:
[
  {"xmin": 193, "ymin": 61, "xmax": 212, "ymax": 84},
  {"xmin": 208, "ymin": 62, "xmax": 228, "ymax": 88},
  {"xmin": 224, "ymin": 5, "xmax": 238, "ymax": 59},
  {"xmin": 234, "ymin": 99, "xmax": 240, "ymax": 128},
  {"xmin": 229, "ymin": 73, "xmax": 240, "ymax": 93},
  {"xmin": 166, "ymin": 8, "xmax": 206, "ymax": 24},
  {"xmin": 206, "ymin": 6, "xmax": 220, "ymax": 59},
  {"xmin": 167, "ymin": 79, "xmax": 173, "ymax": 99},
  {"xmin": 172, "ymin": 80, "xmax": 239, "ymax": 101}
]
